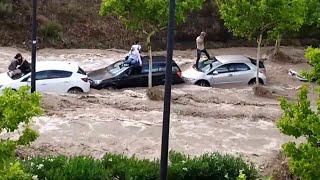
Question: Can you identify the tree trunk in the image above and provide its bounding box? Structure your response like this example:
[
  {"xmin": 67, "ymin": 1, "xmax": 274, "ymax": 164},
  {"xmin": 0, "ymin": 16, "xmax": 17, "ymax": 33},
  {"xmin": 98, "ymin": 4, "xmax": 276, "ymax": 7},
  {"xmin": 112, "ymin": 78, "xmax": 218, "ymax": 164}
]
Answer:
[
  {"xmin": 256, "ymin": 34, "xmax": 262, "ymax": 85},
  {"xmin": 274, "ymin": 34, "xmax": 281, "ymax": 55},
  {"xmin": 147, "ymin": 31, "xmax": 156, "ymax": 89}
]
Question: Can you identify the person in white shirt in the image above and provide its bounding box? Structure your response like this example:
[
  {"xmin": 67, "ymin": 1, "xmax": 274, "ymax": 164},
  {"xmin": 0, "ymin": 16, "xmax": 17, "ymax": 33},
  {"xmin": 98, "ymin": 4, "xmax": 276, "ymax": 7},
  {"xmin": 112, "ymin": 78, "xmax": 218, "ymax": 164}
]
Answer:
[
  {"xmin": 127, "ymin": 47, "xmax": 142, "ymax": 66},
  {"xmin": 123, "ymin": 41, "xmax": 142, "ymax": 74},
  {"xmin": 195, "ymin": 32, "xmax": 211, "ymax": 70},
  {"xmin": 130, "ymin": 41, "xmax": 141, "ymax": 53}
]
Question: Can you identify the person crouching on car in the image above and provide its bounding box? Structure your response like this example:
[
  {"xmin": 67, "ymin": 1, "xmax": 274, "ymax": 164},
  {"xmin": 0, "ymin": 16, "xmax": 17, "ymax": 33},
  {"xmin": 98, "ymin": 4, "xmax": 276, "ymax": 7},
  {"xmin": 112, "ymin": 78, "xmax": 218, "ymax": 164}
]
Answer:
[
  {"xmin": 124, "ymin": 43, "xmax": 142, "ymax": 74},
  {"xmin": 131, "ymin": 41, "xmax": 141, "ymax": 53},
  {"xmin": 8, "ymin": 53, "xmax": 31, "ymax": 78}
]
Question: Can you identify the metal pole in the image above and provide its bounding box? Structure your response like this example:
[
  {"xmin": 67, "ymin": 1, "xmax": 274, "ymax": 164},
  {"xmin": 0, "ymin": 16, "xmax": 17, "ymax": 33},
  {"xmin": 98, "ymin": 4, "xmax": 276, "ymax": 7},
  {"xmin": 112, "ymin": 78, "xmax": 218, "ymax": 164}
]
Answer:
[
  {"xmin": 160, "ymin": 0, "xmax": 176, "ymax": 179},
  {"xmin": 31, "ymin": 0, "xmax": 37, "ymax": 93}
]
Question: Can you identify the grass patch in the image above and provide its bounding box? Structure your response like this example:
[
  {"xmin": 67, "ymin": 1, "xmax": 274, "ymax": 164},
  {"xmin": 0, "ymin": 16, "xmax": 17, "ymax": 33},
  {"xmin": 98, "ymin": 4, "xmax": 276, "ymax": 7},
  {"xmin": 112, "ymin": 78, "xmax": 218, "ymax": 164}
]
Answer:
[{"xmin": 40, "ymin": 21, "xmax": 62, "ymax": 42}]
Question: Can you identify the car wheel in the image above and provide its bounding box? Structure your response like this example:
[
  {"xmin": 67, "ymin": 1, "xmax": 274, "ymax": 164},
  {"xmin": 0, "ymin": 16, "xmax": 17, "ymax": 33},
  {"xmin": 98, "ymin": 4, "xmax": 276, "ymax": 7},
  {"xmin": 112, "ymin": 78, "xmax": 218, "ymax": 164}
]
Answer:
[
  {"xmin": 196, "ymin": 80, "xmax": 210, "ymax": 87},
  {"xmin": 248, "ymin": 78, "xmax": 264, "ymax": 85},
  {"xmin": 68, "ymin": 87, "xmax": 83, "ymax": 94}
]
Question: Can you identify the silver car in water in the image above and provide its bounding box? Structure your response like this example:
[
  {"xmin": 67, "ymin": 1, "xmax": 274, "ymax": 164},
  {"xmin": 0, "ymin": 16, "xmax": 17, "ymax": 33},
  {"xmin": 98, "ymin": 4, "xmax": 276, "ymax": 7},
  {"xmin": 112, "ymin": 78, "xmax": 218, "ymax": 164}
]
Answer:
[{"xmin": 182, "ymin": 55, "xmax": 267, "ymax": 87}]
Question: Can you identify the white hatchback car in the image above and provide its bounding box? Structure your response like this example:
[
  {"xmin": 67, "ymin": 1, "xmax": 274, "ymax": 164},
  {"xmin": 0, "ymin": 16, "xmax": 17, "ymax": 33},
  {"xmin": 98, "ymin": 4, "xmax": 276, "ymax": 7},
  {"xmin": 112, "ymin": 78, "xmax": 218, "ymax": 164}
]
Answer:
[
  {"xmin": 0, "ymin": 61, "xmax": 90, "ymax": 94},
  {"xmin": 182, "ymin": 55, "xmax": 267, "ymax": 87}
]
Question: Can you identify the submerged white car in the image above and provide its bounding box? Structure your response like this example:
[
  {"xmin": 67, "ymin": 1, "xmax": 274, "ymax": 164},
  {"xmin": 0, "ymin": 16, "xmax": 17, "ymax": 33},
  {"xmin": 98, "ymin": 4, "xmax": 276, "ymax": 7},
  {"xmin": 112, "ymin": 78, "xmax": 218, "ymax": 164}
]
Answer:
[
  {"xmin": 0, "ymin": 61, "xmax": 90, "ymax": 94},
  {"xmin": 182, "ymin": 55, "xmax": 267, "ymax": 87}
]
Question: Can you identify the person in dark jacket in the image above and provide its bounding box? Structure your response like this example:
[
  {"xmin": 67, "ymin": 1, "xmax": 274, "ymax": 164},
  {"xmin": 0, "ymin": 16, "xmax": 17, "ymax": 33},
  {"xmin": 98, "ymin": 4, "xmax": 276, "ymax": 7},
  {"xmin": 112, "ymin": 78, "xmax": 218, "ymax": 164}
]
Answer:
[{"xmin": 8, "ymin": 53, "xmax": 31, "ymax": 78}]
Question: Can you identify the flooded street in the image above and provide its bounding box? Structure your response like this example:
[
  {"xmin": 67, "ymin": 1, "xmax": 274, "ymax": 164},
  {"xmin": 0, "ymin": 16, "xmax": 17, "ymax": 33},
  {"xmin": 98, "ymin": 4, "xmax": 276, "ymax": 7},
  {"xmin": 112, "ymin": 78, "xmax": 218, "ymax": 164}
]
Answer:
[{"xmin": 0, "ymin": 46, "xmax": 310, "ymax": 169}]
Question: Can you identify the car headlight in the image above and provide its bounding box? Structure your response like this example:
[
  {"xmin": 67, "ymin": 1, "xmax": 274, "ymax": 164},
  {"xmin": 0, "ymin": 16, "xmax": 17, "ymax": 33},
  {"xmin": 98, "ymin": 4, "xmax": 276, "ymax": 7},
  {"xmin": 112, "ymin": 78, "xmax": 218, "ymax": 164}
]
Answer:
[{"xmin": 93, "ymin": 80, "xmax": 102, "ymax": 84}]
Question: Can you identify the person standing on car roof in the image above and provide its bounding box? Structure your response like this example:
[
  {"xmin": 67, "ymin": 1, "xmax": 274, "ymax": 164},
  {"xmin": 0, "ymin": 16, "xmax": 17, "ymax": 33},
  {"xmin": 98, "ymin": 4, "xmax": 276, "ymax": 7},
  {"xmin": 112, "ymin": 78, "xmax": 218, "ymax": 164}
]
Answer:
[
  {"xmin": 195, "ymin": 32, "xmax": 211, "ymax": 70},
  {"xmin": 8, "ymin": 53, "xmax": 31, "ymax": 78}
]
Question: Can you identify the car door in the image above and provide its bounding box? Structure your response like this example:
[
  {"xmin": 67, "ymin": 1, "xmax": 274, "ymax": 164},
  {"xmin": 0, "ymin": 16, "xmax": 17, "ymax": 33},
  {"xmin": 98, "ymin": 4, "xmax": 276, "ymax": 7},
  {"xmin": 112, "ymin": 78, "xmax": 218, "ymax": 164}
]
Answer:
[
  {"xmin": 34, "ymin": 71, "xmax": 50, "ymax": 92},
  {"xmin": 19, "ymin": 71, "xmax": 62, "ymax": 93},
  {"xmin": 208, "ymin": 64, "xmax": 234, "ymax": 85},
  {"xmin": 45, "ymin": 70, "xmax": 73, "ymax": 93},
  {"xmin": 230, "ymin": 63, "xmax": 252, "ymax": 84},
  {"xmin": 18, "ymin": 72, "xmax": 46, "ymax": 91},
  {"xmin": 116, "ymin": 67, "xmax": 145, "ymax": 88},
  {"xmin": 140, "ymin": 64, "xmax": 162, "ymax": 87},
  {"xmin": 153, "ymin": 63, "xmax": 165, "ymax": 86}
]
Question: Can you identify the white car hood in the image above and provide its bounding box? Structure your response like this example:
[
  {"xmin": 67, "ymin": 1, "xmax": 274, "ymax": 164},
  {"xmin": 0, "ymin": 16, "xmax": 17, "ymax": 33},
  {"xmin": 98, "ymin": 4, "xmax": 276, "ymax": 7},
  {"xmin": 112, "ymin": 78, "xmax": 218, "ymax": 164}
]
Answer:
[
  {"xmin": 182, "ymin": 68, "xmax": 206, "ymax": 79},
  {"xmin": 0, "ymin": 72, "xmax": 14, "ymax": 86}
]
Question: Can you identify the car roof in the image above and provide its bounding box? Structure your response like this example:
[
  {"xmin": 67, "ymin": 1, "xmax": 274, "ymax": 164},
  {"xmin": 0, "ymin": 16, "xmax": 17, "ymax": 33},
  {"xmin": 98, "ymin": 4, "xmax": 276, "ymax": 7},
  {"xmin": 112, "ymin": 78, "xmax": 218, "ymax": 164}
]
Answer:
[
  {"xmin": 142, "ymin": 55, "xmax": 166, "ymax": 63},
  {"xmin": 36, "ymin": 61, "xmax": 79, "ymax": 72},
  {"xmin": 215, "ymin": 55, "xmax": 250, "ymax": 64}
]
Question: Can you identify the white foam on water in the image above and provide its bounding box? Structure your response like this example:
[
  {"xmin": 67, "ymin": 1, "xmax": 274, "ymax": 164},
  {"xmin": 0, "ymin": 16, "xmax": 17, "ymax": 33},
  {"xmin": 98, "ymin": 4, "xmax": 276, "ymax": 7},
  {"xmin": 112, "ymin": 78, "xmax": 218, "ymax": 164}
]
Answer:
[{"xmin": 34, "ymin": 116, "xmax": 66, "ymax": 134}]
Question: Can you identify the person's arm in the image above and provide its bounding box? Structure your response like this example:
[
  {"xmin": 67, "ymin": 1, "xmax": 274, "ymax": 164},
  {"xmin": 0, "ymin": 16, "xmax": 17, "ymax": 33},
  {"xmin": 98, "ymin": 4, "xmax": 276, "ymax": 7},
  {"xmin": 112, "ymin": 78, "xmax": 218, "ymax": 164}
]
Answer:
[
  {"xmin": 138, "ymin": 53, "xmax": 142, "ymax": 66},
  {"xmin": 127, "ymin": 47, "xmax": 134, "ymax": 57},
  {"xmin": 8, "ymin": 60, "xmax": 18, "ymax": 71},
  {"xmin": 18, "ymin": 60, "xmax": 31, "ymax": 73}
]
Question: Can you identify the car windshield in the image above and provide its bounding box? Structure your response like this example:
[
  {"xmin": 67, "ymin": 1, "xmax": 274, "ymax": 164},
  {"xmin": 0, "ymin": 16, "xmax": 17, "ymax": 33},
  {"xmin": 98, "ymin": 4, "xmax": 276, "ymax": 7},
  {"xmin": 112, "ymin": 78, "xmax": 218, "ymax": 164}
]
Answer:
[
  {"xmin": 200, "ymin": 60, "xmax": 222, "ymax": 73},
  {"xmin": 106, "ymin": 61, "xmax": 127, "ymax": 76}
]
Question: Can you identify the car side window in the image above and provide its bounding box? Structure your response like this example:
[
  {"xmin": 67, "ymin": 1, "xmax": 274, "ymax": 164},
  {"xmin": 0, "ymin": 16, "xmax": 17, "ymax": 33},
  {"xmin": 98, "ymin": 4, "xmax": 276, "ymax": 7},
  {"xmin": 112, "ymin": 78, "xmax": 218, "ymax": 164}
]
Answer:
[
  {"xmin": 172, "ymin": 65, "xmax": 180, "ymax": 72},
  {"xmin": 122, "ymin": 67, "xmax": 142, "ymax": 77},
  {"xmin": 36, "ymin": 71, "xmax": 49, "ymax": 80},
  {"xmin": 157, "ymin": 64, "xmax": 166, "ymax": 72},
  {"xmin": 151, "ymin": 64, "xmax": 180, "ymax": 73},
  {"xmin": 141, "ymin": 67, "xmax": 160, "ymax": 74},
  {"xmin": 235, "ymin": 63, "xmax": 250, "ymax": 71},
  {"xmin": 215, "ymin": 64, "xmax": 229, "ymax": 74},
  {"xmin": 77, "ymin": 67, "xmax": 86, "ymax": 75},
  {"xmin": 48, "ymin": 70, "xmax": 72, "ymax": 79}
]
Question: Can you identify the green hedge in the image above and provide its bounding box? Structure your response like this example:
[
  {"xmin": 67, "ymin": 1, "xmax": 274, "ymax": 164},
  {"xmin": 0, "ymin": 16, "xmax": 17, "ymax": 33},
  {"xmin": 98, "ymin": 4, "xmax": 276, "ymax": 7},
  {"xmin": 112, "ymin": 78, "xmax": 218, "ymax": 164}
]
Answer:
[
  {"xmin": 23, "ymin": 151, "xmax": 258, "ymax": 180},
  {"xmin": 167, "ymin": 151, "xmax": 257, "ymax": 180},
  {"xmin": 23, "ymin": 156, "xmax": 111, "ymax": 180}
]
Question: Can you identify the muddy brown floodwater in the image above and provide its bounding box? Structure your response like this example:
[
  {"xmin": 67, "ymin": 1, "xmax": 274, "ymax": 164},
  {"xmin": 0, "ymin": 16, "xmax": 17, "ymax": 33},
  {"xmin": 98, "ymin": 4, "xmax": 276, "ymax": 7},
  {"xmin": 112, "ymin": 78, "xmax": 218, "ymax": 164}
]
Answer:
[{"xmin": 0, "ymin": 46, "xmax": 312, "ymax": 171}]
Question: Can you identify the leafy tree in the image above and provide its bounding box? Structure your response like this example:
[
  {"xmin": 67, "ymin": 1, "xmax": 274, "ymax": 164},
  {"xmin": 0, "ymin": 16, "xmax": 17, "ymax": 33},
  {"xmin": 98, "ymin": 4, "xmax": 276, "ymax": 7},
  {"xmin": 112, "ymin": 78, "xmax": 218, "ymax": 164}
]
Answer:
[
  {"xmin": 100, "ymin": 0, "xmax": 205, "ymax": 88},
  {"xmin": 269, "ymin": 0, "xmax": 307, "ymax": 55},
  {"xmin": 0, "ymin": 86, "xmax": 43, "ymax": 178},
  {"xmin": 217, "ymin": 0, "xmax": 306, "ymax": 84},
  {"xmin": 302, "ymin": 47, "xmax": 320, "ymax": 84},
  {"xmin": 305, "ymin": 0, "xmax": 320, "ymax": 27},
  {"xmin": 277, "ymin": 86, "xmax": 320, "ymax": 179},
  {"xmin": 0, "ymin": 0, "xmax": 13, "ymax": 17}
]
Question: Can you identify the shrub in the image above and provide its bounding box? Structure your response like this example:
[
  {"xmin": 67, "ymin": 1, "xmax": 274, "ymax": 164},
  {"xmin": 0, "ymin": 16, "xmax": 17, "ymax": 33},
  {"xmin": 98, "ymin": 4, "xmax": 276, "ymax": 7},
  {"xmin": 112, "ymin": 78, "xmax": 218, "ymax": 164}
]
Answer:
[
  {"xmin": 24, "ymin": 156, "xmax": 111, "ymax": 180},
  {"xmin": 40, "ymin": 21, "xmax": 62, "ymax": 41},
  {"xmin": 277, "ymin": 86, "xmax": 320, "ymax": 179},
  {"xmin": 102, "ymin": 153, "xmax": 159, "ymax": 180},
  {"xmin": 168, "ymin": 151, "xmax": 258, "ymax": 180},
  {"xmin": 24, "ymin": 152, "xmax": 258, "ymax": 180},
  {"xmin": 1, "ymin": 161, "xmax": 30, "ymax": 179},
  {"xmin": 0, "ymin": 87, "xmax": 43, "ymax": 178},
  {"xmin": 302, "ymin": 47, "xmax": 320, "ymax": 83},
  {"xmin": 0, "ymin": 0, "xmax": 13, "ymax": 17}
]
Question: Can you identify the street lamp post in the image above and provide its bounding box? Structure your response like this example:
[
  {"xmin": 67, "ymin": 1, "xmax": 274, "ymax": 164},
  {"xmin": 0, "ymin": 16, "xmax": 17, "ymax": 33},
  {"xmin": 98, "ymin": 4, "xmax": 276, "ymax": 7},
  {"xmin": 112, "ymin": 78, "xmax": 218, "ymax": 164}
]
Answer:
[
  {"xmin": 31, "ymin": 0, "xmax": 37, "ymax": 93},
  {"xmin": 160, "ymin": 0, "xmax": 176, "ymax": 180}
]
